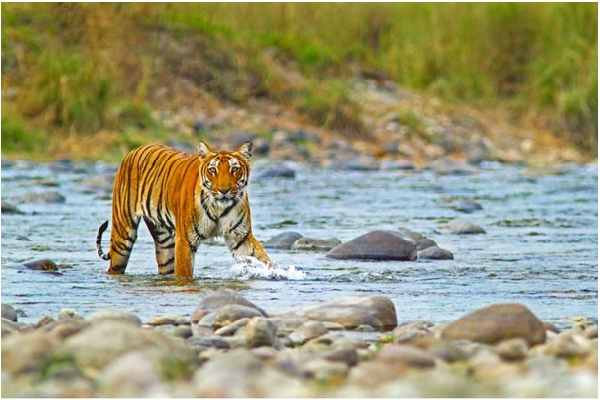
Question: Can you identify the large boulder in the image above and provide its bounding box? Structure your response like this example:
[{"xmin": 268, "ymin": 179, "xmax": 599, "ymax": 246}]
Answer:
[
  {"xmin": 59, "ymin": 320, "xmax": 192, "ymax": 370},
  {"xmin": 292, "ymin": 296, "xmax": 397, "ymax": 331},
  {"xmin": 191, "ymin": 290, "xmax": 267, "ymax": 323},
  {"xmin": 327, "ymin": 231, "xmax": 417, "ymax": 261},
  {"xmin": 441, "ymin": 303, "xmax": 546, "ymax": 345}
]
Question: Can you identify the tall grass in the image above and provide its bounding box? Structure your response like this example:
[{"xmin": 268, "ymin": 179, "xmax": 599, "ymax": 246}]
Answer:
[{"xmin": 2, "ymin": 3, "xmax": 597, "ymax": 154}]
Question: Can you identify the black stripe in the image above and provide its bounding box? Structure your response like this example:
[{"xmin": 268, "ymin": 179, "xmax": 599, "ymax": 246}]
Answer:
[
  {"xmin": 201, "ymin": 194, "xmax": 217, "ymax": 222},
  {"xmin": 229, "ymin": 214, "xmax": 245, "ymax": 233},
  {"xmin": 158, "ymin": 257, "xmax": 174, "ymax": 268},
  {"xmin": 193, "ymin": 224, "xmax": 205, "ymax": 241},
  {"xmin": 220, "ymin": 199, "xmax": 238, "ymax": 218},
  {"xmin": 160, "ymin": 243, "xmax": 175, "ymax": 249},
  {"xmin": 233, "ymin": 231, "xmax": 250, "ymax": 251}
]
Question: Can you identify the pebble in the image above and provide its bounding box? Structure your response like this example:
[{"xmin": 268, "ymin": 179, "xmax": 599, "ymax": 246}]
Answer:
[{"xmin": 496, "ymin": 338, "xmax": 529, "ymax": 361}]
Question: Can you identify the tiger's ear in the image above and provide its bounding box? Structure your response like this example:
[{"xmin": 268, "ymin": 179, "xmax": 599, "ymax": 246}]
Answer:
[
  {"xmin": 237, "ymin": 141, "xmax": 253, "ymax": 159},
  {"xmin": 197, "ymin": 142, "xmax": 212, "ymax": 158}
]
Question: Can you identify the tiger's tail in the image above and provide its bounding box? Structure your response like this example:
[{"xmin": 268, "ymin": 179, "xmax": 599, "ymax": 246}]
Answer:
[{"xmin": 96, "ymin": 220, "xmax": 111, "ymax": 260}]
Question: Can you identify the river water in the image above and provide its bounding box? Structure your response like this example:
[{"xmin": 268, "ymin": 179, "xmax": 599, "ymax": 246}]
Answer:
[{"xmin": 1, "ymin": 160, "xmax": 597, "ymax": 328}]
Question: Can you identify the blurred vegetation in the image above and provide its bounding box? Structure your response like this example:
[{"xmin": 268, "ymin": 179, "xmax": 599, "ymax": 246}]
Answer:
[{"xmin": 1, "ymin": 3, "xmax": 597, "ymax": 158}]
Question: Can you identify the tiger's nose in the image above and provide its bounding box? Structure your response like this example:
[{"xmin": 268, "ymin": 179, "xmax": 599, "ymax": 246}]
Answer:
[{"xmin": 218, "ymin": 189, "xmax": 230, "ymax": 195}]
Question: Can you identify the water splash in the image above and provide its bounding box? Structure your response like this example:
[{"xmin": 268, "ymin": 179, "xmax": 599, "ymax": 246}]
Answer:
[{"xmin": 231, "ymin": 256, "xmax": 306, "ymax": 280}]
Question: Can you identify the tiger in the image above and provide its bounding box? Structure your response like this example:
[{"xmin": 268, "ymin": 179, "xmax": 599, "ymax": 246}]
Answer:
[{"xmin": 96, "ymin": 141, "xmax": 272, "ymax": 278}]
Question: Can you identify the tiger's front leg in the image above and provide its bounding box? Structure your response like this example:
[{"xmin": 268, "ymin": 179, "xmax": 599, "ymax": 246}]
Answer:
[
  {"xmin": 174, "ymin": 235, "xmax": 195, "ymax": 278},
  {"xmin": 225, "ymin": 229, "xmax": 272, "ymax": 268}
]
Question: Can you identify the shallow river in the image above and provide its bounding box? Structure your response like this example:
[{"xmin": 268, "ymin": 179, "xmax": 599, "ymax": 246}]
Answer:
[{"xmin": 1, "ymin": 160, "xmax": 597, "ymax": 328}]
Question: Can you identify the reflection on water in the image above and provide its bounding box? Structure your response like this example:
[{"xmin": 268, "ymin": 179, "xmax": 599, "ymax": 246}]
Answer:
[{"xmin": 1, "ymin": 160, "xmax": 597, "ymax": 327}]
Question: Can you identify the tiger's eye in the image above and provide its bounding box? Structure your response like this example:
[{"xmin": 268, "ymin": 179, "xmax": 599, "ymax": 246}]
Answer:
[
  {"xmin": 231, "ymin": 166, "xmax": 239, "ymax": 173},
  {"xmin": 208, "ymin": 167, "xmax": 217, "ymax": 175}
]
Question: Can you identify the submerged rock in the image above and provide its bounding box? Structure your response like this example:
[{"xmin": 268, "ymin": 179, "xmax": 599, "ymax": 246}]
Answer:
[
  {"xmin": 255, "ymin": 164, "xmax": 296, "ymax": 179},
  {"xmin": 24, "ymin": 259, "xmax": 60, "ymax": 272},
  {"xmin": 2, "ymin": 304, "xmax": 18, "ymax": 322},
  {"xmin": 18, "ymin": 191, "xmax": 66, "ymax": 204},
  {"xmin": 1, "ymin": 202, "xmax": 24, "ymax": 215},
  {"xmin": 264, "ymin": 232, "xmax": 303, "ymax": 250},
  {"xmin": 442, "ymin": 303, "xmax": 546, "ymax": 345},
  {"xmin": 440, "ymin": 220, "xmax": 486, "ymax": 235},
  {"xmin": 446, "ymin": 199, "xmax": 483, "ymax": 213},
  {"xmin": 291, "ymin": 237, "xmax": 341, "ymax": 252},
  {"xmin": 327, "ymin": 230, "xmax": 417, "ymax": 261},
  {"xmin": 293, "ymin": 295, "xmax": 397, "ymax": 331},
  {"xmin": 418, "ymin": 246, "xmax": 454, "ymax": 260}
]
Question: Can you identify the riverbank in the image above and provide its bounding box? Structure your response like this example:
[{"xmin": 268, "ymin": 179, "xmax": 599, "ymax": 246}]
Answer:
[{"xmin": 1, "ymin": 292, "xmax": 597, "ymax": 397}]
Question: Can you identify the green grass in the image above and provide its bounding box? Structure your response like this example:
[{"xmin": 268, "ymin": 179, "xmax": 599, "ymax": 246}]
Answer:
[{"xmin": 1, "ymin": 3, "xmax": 597, "ymax": 156}]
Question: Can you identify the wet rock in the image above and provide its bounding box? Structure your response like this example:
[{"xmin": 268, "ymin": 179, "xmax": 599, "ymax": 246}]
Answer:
[
  {"xmin": 291, "ymin": 237, "xmax": 341, "ymax": 252},
  {"xmin": 379, "ymin": 160, "xmax": 415, "ymax": 171},
  {"xmin": 418, "ymin": 246, "xmax": 454, "ymax": 260},
  {"xmin": 295, "ymin": 295, "xmax": 397, "ymax": 330},
  {"xmin": 24, "ymin": 259, "xmax": 60, "ymax": 272},
  {"xmin": 87, "ymin": 309, "xmax": 142, "ymax": 326},
  {"xmin": 430, "ymin": 158, "xmax": 478, "ymax": 175},
  {"xmin": 446, "ymin": 199, "xmax": 483, "ymax": 213},
  {"xmin": 496, "ymin": 338, "xmax": 529, "ymax": 361},
  {"xmin": 255, "ymin": 164, "xmax": 296, "ymax": 179},
  {"xmin": 327, "ymin": 230, "xmax": 417, "ymax": 261},
  {"xmin": 80, "ymin": 174, "xmax": 114, "ymax": 192},
  {"xmin": 415, "ymin": 238, "xmax": 437, "ymax": 250},
  {"xmin": 377, "ymin": 344, "xmax": 436, "ymax": 368},
  {"xmin": 18, "ymin": 191, "xmax": 66, "ymax": 204},
  {"xmin": 395, "ymin": 227, "xmax": 425, "ymax": 242},
  {"xmin": 289, "ymin": 321, "xmax": 328, "ymax": 345},
  {"xmin": 60, "ymin": 320, "xmax": 191, "ymax": 370},
  {"xmin": 244, "ymin": 318, "xmax": 278, "ymax": 348},
  {"xmin": 442, "ymin": 303, "xmax": 546, "ymax": 345},
  {"xmin": 191, "ymin": 290, "xmax": 267, "ymax": 322},
  {"xmin": 215, "ymin": 318, "xmax": 250, "ymax": 336},
  {"xmin": 1, "ymin": 202, "xmax": 24, "ymax": 215},
  {"xmin": 440, "ymin": 220, "xmax": 486, "ymax": 235},
  {"xmin": 2, "ymin": 304, "xmax": 18, "ymax": 321},
  {"xmin": 264, "ymin": 231, "xmax": 303, "ymax": 250},
  {"xmin": 147, "ymin": 315, "xmax": 188, "ymax": 326}
]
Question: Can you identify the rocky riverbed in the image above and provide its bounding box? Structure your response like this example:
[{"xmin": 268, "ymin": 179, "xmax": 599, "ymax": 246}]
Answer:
[{"xmin": 1, "ymin": 292, "xmax": 597, "ymax": 397}]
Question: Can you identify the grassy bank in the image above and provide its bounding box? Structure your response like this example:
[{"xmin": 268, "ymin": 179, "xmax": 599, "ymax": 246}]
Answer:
[{"xmin": 1, "ymin": 3, "xmax": 597, "ymax": 159}]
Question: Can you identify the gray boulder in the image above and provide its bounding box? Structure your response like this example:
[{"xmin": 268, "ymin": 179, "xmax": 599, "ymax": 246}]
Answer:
[
  {"xmin": 418, "ymin": 246, "xmax": 454, "ymax": 260},
  {"xmin": 441, "ymin": 303, "xmax": 546, "ymax": 345},
  {"xmin": 440, "ymin": 220, "xmax": 486, "ymax": 235},
  {"xmin": 293, "ymin": 295, "xmax": 397, "ymax": 331},
  {"xmin": 327, "ymin": 231, "xmax": 417, "ymax": 261},
  {"xmin": 2, "ymin": 304, "xmax": 18, "ymax": 322},
  {"xmin": 264, "ymin": 232, "xmax": 303, "ymax": 250},
  {"xmin": 291, "ymin": 238, "xmax": 341, "ymax": 252}
]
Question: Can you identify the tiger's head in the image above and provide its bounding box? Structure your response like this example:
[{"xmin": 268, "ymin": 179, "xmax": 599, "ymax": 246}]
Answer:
[{"xmin": 198, "ymin": 141, "xmax": 252, "ymax": 203}]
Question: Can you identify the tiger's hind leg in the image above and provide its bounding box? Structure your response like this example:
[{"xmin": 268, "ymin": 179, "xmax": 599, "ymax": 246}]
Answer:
[
  {"xmin": 144, "ymin": 217, "xmax": 175, "ymax": 275},
  {"xmin": 107, "ymin": 215, "xmax": 141, "ymax": 274}
]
